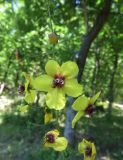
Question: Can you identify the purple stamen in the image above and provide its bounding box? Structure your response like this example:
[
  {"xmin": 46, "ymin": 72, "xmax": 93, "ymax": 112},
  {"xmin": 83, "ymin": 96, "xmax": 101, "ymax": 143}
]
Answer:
[
  {"xmin": 53, "ymin": 74, "xmax": 65, "ymax": 88},
  {"xmin": 46, "ymin": 133, "xmax": 55, "ymax": 143},
  {"xmin": 18, "ymin": 85, "xmax": 25, "ymax": 93},
  {"xmin": 85, "ymin": 104, "xmax": 94, "ymax": 116},
  {"xmin": 85, "ymin": 147, "xmax": 92, "ymax": 157}
]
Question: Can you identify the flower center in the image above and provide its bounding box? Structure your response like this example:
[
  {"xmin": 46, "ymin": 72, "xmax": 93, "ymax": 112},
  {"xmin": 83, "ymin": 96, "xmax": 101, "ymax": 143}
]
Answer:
[
  {"xmin": 46, "ymin": 133, "xmax": 55, "ymax": 143},
  {"xmin": 85, "ymin": 146, "xmax": 92, "ymax": 157},
  {"xmin": 18, "ymin": 85, "xmax": 25, "ymax": 93},
  {"xmin": 53, "ymin": 74, "xmax": 65, "ymax": 88},
  {"xmin": 85, "ymin": 104, "xmax": 94, "ymax": 116}
]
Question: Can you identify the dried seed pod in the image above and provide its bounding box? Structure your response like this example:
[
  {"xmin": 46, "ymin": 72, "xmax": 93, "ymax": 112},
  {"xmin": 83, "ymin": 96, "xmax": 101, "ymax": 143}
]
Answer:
[
  {"xmin": 48, "ymin": 33, "xmax": 58, "ymax": 44},
  {"xmin": 15, "ymin": 49, "xmax": 22, "ymax": 60}
]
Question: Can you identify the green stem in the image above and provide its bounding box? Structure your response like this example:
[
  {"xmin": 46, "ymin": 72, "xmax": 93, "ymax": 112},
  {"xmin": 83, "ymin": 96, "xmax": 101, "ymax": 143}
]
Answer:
[
  {"xmin": 85, "ymin": 117, "xmax": 91, "ymax": 136},
  {"xmin": 55, "ymin": 111, "xmax": 59, "ymax": 129},
  {"xmin": 61, "ymin": 151, "xmax": 65, "ymax": 160},
  {"xmin": 47, "ymin": 0, "xmax": 54, "ymax": 32}
]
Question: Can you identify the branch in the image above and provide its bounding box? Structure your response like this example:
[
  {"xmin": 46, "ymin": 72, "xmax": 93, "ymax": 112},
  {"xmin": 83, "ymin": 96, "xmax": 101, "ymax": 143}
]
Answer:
[
  {"xmin": 64, "ymin": 0, "xmax": 113, "ymax": 145},
  {"xmin": 77, "ymin": 0, "xmax": 113, "ymax": 82}
]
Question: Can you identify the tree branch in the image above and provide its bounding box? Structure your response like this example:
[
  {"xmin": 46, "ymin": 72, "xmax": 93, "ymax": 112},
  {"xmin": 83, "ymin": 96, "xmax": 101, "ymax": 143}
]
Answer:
[
  {"xmin": 77, "ymin": 0, "xmax": 113, "ymax": 82},
  {"xmin": 64, "ymin": 0, "xmax": 113, "ymax": 146}
]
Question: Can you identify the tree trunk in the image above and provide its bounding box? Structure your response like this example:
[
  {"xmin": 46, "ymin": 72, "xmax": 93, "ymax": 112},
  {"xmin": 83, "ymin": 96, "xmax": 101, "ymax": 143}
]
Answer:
[
  {"xmin": 64, "ymin": 0, "xmax": 113, "ymax": 145},
  {"xmin": 64, "ymin": 97, "xmax": 75, "ymax": 146}
]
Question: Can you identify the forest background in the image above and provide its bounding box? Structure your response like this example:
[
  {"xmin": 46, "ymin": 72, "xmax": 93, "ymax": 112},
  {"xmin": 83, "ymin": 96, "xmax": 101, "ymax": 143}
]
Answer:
[{"xmin": 0, "ymin": 0, "xmax": 123, "ymax": 160}]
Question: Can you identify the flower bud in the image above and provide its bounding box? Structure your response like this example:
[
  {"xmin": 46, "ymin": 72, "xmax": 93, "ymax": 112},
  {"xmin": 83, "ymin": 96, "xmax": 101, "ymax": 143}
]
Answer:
[
  {"xmin": 48, "ymin": 33, "xmax": 58, "ymax": 44},
  {"xmin": 18, "ymin": 85, "xmax": 25, "ymax": 93}
]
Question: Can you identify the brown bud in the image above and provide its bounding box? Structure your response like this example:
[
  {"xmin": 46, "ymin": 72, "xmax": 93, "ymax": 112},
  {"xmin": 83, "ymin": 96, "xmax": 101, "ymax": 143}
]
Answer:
[
  {"xmin": 15, "ymin": 49, "xmax": 22, "ymax": 60},
  {"xmin": 48, "ymin": 33, "xmax": 58, "ymax": 44}
]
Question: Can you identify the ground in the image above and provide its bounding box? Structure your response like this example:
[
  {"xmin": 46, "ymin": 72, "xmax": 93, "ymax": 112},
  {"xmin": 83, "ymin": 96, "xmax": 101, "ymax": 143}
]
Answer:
[{"xmin": 0, "ymin": 96, "xmax": 123, "ymax": 160}]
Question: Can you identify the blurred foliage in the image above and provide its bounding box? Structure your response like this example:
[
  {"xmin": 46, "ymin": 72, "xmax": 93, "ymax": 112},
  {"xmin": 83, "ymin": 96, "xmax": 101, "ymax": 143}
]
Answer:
[{"xmin": 0, "ymin": 0, "xmax": 123, "ymax": 101}]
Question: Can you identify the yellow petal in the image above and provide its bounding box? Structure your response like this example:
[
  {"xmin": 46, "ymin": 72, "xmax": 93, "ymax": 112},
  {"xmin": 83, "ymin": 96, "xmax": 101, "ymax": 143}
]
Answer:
[
  {"xmin": 92, "ymin": 143, "xmax": 96, "ymax": 156},
  {"xmin": 78, "ymin": 139, "xmax": 86, "ymax": 154},
  {"xmin": 84, "ymin": 157, "xmax": 93, "ymax": 160},
  {"xmin": 46, "ymin": 88, "xmax": 66, "ymax": 110},
  {"xmin": 78, "ymin": 139, "xmax": 96, "ymax": 160},
  {"xmin": 23, "ymin": 72, "xmax": 31, "ymax": 81},
  {"xmin": 72, "ymin": 96, "xmax": 89, "ymax": 111},
  {"xmin": 78, "ymin": 139, "xmax": 91, "ymax": 154},
  {"xmin": 53, "ymin": 137, "xmax": 68, "ymax": 151},
  {"xmin": 44, "ymin": 142, "xmax": 54, "ymax": 148},
  {"xmin": 61, "ymin": 61, "xmax": 79, "ymax": 79},
  {"xmin": 89, "ymin": 91, "xmax": 101, "ymax": 104},
  {"xmin": 24, "ymin": 90, "xmax": 36, "ymax": 103},
  {"xmin": 63, "ymin": 79, "xmax": 82, "ymax": 97},
  {"xmin": 44, "ymin": 112, "xmax": 53, "ymax": 124},
  {"xmin": 45, "ymin": 60, "xmax": 60, "ymax": 77},
  {"xmin": 24, "ymin": 81, "xmax": 29, "ymax": 92},
  {"xmin": 23, "ymin": 73, "xmax": 35, "ymax": 86},
  {"xmin": 33, "ymin": 75, "xmax": 53, "ymax": 92},
  {"xmin": 72, "ymin": 111, "xmax": 84, "ymax": 128}
]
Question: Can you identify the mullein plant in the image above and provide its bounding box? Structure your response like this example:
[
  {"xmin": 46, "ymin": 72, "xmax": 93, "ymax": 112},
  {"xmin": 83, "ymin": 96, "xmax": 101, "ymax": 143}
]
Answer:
[
  {"xmin": 18, "ymin": 59, "xmax": 100, "ymax": 159},
  {"xmin": 16, "ymin": 2, "xmax": 100, "ymax": 158},
  {"xmin": 78, "ymin": 139, "xmax": 96, "ymax": 160},
  {"xmin": 33, "ymin": 60, "xmax": 82, "ymax": 110},
  {"xmin": 72, "ymin": 92, "xmax": 101, "ymax": 128},
  {"xmin": 18, "ymin": 73, "xmax": 36, "ymax": 103},
  {"xmin": 44, "ymin": 129, "xmax": 68, "ymax": 151}
]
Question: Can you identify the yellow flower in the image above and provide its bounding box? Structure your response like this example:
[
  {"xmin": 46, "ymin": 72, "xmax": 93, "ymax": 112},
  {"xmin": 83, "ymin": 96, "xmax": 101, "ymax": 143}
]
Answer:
[
  {"xmin": 34, "ymin": 60, "xmax": 82, "ymax": 110},
  {"xmin": 78, "ymin": 139, "xmax": 96, "ymax": 160},
  {"xmin": 18, "ymin": 73, "xmax": 36, "ymax": 103},
  {"xmin": 44, "ymin": 112, "xmax": 53, "ymax": 124},
  {"xmin": 48, "ymin": 33, "xmax": 58, "ymax": 44},
  {"xmin": 44, "ymin": 129, "xmax": 68, "ymax": 151},
  {"xmin": 72, "ymin": 92, "xmax": 101, "ymax": 128}
]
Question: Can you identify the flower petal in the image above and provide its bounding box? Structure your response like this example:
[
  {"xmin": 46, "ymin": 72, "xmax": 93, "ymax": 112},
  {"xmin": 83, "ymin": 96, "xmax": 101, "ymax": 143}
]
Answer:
[
  {"xmin": 24, "ymin": 81, "xmax": 29, "ymax": 92},
  {"xmin": 78, "ymin": 139, "xmax": 91, "ymax": 154},
  {"xmin": 72, "ymin": 96, "xmax": 89, "ymax": 111},
  {"xmin": 78, "ymin": 140, "xmax": 85, "ymax": 154},
  {"xmin": 72, "ymin": 111, "xmax": 84, "ymax": 128},
  {"xmin": 84, "ymin": 156, "xmax": 94, "ymax": 160},
  {"xmin": 46, "ymin": 88, "xmax": 66, "ymax": 110},
  {"xmin": 23, "ymin": 72, "xmax": 35, "ymax": 86},
  {"xmin": 61, "ymin": 61, "xmax": 79, "ymax": 79},
  {"xmin": 78, "ymin": 139, "xmax": 96, "ymax": 160},
  {"xmin": 45, "ymin": 60, "xmax": 60, "ymax": 77},
  {"xmin": 44, "ymin": 112, "xmax": 53, "ymax": 124},
  {"xmin": 89, "ymin": 91, "xmax": 101, "ymax": 104},
  {"xmin": 33, "ymin": 75, "xmax": 53, "ymax": 92},
  {"xmin": 24, "ymin": 90, "xmax": 36, "ymax": 103},
  {"xmin": 92, "ymin": 143, "xmax": 96, "ymax": 156},
  {"xmin": 63, "ymin": 79, "xmax": 82, "ymax": 97},
  {"xmin": 53, "ymin": 137, "xmax": 68, "ymax": 151},
  {"xmin": 44, "ymin": 142, "xmax": 54, "ymax": 148}
]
